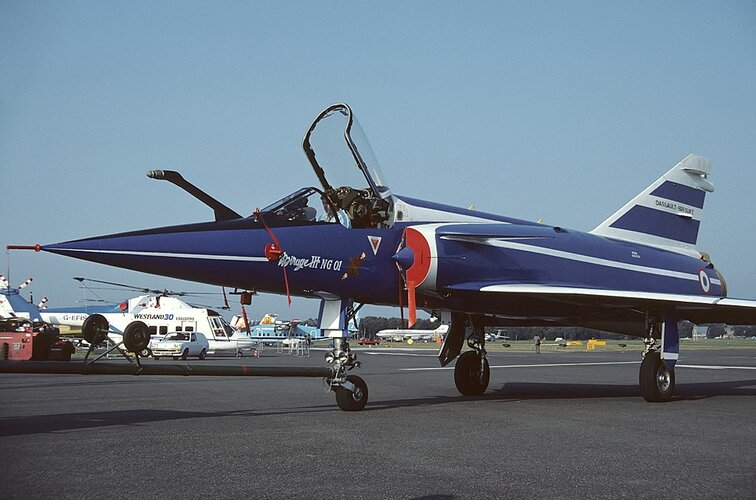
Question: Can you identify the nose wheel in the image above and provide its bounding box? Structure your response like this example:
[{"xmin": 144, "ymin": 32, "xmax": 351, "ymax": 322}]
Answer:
[
  {"xmin": 334, "ymin": 374, "xmax": 369, "ymax": 411},
  {"xmin": 325, "ymin": 339, "xmax": 369, "ymax": 411}
]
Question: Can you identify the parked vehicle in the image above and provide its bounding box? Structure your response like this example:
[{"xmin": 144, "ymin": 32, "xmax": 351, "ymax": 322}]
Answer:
[
  {"xmin": 151, "ymin": 331, "xmax": 209, "ymax": 360},
  {"xmin": 358, "ymin": 337, "xmax": 380, "ymax": 345}
]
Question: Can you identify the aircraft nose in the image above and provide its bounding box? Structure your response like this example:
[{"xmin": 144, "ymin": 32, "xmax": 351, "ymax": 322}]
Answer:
[{"xmin": 6, "ymin": 244, "xmax": 42, "ymax": 252}]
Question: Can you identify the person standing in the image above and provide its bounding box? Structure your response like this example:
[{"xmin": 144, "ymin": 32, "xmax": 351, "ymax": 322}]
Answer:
[{"xmin": 534, "ymin": 335, "xmax": 541, "ymax": 354}]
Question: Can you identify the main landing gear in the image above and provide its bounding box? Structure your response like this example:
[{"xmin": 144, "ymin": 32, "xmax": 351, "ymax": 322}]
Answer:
[
  {"xmin": 638, "ymin": 314, "xmax": 677, "ymax": 402},
  {"xmin": 324, "ymin": 338, "xmax": 368, "ymax": 411},
  {"xmin": 439, "ymin": 313, "xmax": 490, "ymax": 396}
]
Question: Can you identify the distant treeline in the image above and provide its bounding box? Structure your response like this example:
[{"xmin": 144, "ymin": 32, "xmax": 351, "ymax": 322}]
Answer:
[{"xmin": 348, "ymin": 317, "xmax": 756, "ymax": 341}]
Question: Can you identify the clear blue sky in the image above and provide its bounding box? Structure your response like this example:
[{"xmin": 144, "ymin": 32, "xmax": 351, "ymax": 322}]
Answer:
[{"xmin": 2, "ymin": 1, "xmax": 755, "ymax": 320}]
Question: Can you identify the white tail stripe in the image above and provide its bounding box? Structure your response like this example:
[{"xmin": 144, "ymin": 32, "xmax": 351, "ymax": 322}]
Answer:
[
  {"xmin": 480, "ymin": 239, "xmax": 719, "ymax": 285},
  {"xmin": 57, "ymin": 247, "xmax": 269, "ymax": 263}
]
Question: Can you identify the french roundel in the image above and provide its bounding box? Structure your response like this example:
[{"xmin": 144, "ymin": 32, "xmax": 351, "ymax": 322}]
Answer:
[
  {"xmin": 698, "ymin": 269, "xmax": 711, "ymax": 294},
  {"xmin": 405, "ymin": 227, "xmax": 432, "ymax": 287}
]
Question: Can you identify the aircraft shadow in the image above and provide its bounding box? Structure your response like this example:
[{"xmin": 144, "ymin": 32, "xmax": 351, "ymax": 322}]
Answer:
[
  {"xmin": 362, "ymin": 378, "xmax": 756, "ymax": 411},
  {"xmin": 2, "ymin": 380, "xmax": 754, "ymax": 436},
  {"xmin": 0, "ymin": 409, "xmax": 218, "ymax": 437}
]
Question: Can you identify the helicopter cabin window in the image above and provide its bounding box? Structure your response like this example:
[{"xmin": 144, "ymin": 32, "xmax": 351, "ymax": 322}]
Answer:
[
  {"xmin": 175, "ymin": 326, "xmax": 182, "ymax": 332},
  {"xmin": 159, "ymin": 326, "xmax": 168, "ymax": 335},
  {"xmin": 209, "ymin": 317, "xmax": 227, "ymax": 339},
  {"xmin": 148, "ymin": 326, "xmax": 157, "ymax": 336},
  {"xmin": 185, "ymin": 326, "xmax": 194, "ymax": 332}
]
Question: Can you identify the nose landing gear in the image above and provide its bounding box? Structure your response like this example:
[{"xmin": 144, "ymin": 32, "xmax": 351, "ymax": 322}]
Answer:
[{"xmin": 325, "ymin": 338, "xmax": 368, "ymax": 411}]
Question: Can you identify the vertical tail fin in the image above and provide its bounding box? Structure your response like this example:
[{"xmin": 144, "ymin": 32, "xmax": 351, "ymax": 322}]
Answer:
[{"xmin": 590, "ymin": 155, "xmax": 713, "ymax": 254}]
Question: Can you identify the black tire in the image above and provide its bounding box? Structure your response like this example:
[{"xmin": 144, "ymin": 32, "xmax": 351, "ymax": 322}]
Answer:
[
  {"xmin": 454, "ymin": 351, "xmax": 490, "ymax": 396},
  {"xmin": 335, "ymin": 375, "xmax": 368, "ymax": 411},
  {"xmin": 639, "ymin": 352, "xmax": 675, "ymax": 402},
  {"xmin": 154, "ymin": 356, "xmax": 160, "ymax": 360},
  {"xmin": 198, "ymin": 349, "xmax": 207, "ymax": 360},
  {"xmin": 123, "ymin": 321, "xmax": 150, "ymax": 352},
  {"xmin": 181, "ymin": 348, "xmax": 189, "ymax": 360},
  {"xmin": 82, "ymin": 314, "xmax": 110, "ymax": 345}
]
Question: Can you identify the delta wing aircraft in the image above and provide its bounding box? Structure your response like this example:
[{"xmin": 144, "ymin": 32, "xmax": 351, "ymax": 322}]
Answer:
[{"xmin": 8, "ymin": 103, "xmax": 756, "ymax": 411}]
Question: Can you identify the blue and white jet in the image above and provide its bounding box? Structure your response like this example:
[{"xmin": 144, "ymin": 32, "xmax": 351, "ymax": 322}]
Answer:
[{"xmin": 11, "ymin": 103, "xmax": 756, "ymax": 410}]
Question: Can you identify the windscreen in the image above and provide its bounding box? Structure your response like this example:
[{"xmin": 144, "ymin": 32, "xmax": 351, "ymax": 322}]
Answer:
[{"xmin": 304, "ymin": 104, "xmax": 391, "ymax": 198}]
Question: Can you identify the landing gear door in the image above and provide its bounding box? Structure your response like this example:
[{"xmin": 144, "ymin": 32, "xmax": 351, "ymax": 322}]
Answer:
[
  {"xmin": 302, "ymin": 103, "xmax": 393, "ymax": 228},
  {"xmin": 438, "ymin": 312, "xmax": 466, "ymax": 367}
]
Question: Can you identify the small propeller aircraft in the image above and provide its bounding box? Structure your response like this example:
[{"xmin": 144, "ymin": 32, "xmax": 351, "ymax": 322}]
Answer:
[{"xmin": 8, "ymin": 103, "xmax": 756, "ymax": 411}]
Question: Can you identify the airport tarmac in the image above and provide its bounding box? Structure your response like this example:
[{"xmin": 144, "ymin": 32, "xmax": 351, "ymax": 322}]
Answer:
[{"xmin": 0, "ymin": 348, "xmax": 754, "ymax": 499}]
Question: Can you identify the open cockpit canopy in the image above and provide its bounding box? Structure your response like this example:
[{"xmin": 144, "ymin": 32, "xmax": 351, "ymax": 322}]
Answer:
[
  {"xmin": 301, "ymin": 103, "xmax": 393, "ymax": 228},
  {"xmin": 256, "ymin": 104, "xmax": 394, "ymax": 229}
]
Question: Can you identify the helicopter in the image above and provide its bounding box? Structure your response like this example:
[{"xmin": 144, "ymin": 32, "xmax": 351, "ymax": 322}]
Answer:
[{"xmin": 39, "ymin": 277, "xmax": 255, "ymax": 356}]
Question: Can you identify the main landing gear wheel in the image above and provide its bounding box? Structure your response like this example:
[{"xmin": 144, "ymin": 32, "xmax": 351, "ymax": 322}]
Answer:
[
  {"xmin": 454, "ymin": 351, "xmax": 490, "ymax": 396},
  {"xmin": 335, "ymin": 375, "xmax": 368, "ymax": 411},
  {"xmin": 82, "ymin": 314, "xmax": 110, "ymax": 345},
  {"xmin": 123, "ymin": 321, "xmax": 150, "ymax": 353},
  {"xmin": 640, "ymin": 351, "xmax": 675, "ymax": 402}
]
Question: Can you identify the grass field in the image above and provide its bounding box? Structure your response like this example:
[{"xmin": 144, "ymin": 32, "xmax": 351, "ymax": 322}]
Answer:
[{"xmin": 370, "ymin": 338, "xmax": 756, "ymax": 353}]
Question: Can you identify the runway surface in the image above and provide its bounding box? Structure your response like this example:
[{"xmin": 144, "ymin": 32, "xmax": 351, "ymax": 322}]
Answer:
[{"xmin": 1, "ymin": 347, "xmax": 754, "ymax": 499}]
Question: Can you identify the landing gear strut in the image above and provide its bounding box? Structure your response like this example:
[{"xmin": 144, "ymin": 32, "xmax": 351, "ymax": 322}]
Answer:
[
  {"xmin": 451, "ymin": 314, "xmax": 489, "ymax": 396},
  {"xmin": 324, "ymin": 338, "xmax": 368, "ymax": 411}
]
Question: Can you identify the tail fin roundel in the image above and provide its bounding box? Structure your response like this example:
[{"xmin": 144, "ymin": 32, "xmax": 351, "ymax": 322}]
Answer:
[{"xmin": 590, "ymin": 155, "xmax": 713, "ymax": 254}]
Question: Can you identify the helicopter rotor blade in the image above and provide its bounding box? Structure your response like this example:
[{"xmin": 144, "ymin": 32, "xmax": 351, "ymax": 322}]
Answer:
[{"xmin": 74, "ymin": 277, "xmax": 152, "ymax": 293}]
